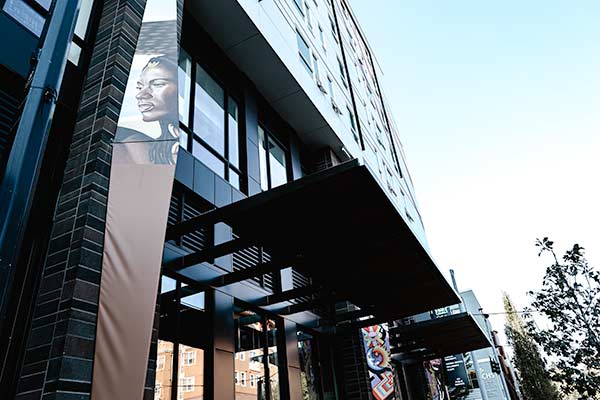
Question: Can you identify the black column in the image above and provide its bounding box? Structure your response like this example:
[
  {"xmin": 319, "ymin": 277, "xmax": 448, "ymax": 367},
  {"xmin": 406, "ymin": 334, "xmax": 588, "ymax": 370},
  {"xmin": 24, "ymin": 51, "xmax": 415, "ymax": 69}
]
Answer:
[
  {"xmin": 14, "ymin": 0, "xmax": 149, "ymax": 398},
  {"xmin": 282, "ymin": 319, "xmax": 302, "ymax": 400},
  {"xmin": 205, "ymin": 289, "xmax": 235, "ymax": 400}
]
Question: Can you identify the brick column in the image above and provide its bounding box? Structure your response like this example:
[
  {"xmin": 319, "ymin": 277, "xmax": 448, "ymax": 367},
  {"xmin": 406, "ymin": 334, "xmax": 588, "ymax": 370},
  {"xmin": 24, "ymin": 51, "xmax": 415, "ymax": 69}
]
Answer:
[{"xmin": 16, "ymin": 1, "xmax": 148, "ymax": 399}]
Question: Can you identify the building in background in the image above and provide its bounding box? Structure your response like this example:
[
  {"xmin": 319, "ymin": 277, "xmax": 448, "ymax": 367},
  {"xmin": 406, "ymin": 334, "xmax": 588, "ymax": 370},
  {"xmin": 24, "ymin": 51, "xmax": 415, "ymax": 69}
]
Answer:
[
  {"xmin": 0, "ymin": 1, "xmax": 498, "ymax": 399},
  {"xmin": 459, "ymin": 290, "xmax": 521, "ymax": 400}
]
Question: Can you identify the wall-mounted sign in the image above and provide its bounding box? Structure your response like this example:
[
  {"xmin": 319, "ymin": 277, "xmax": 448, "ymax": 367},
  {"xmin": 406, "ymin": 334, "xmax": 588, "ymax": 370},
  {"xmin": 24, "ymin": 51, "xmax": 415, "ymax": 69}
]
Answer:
[
  {"xmin": 3, "ymin": 0, "xmax": 45, "ymax": 36},
  {"xmin": 444, "ymin": 353, "xmax": 470, "ymax": 398}
]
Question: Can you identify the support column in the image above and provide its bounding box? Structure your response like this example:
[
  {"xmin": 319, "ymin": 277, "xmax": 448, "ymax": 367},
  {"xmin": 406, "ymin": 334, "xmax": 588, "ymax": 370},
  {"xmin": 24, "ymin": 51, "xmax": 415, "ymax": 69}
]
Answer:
[
  {"xmin": 283, "ymin": 320, "xmax": 303, "ymax": 400},
  {"xmin": 15, "ymin": 0, "xmax": 148, "ymax": 398},
  {"xmin": 205, "ymin": 289, "xmax": 235, "ymax": 400}
]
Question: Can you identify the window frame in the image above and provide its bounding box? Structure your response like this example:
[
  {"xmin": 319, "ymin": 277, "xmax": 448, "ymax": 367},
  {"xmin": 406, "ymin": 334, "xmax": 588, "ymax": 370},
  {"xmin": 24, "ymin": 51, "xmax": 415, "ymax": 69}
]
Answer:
[
  {"xmin": 181, "ymin": 376, "xmax": 195, "ymax": 392},
  {"xmin": 178, "ymin": 52, "xmax": 244, "ymax": 190},
  {"xmin": 258, "ymin": 124, "xmax": 290, "ymax": 191},
  {"xmin": 182, "ymin": 350, "xmax": 196, "ymax": 366},
  {"xmin": 293, "ymin": 0, "xmax": 305, "ymax": 15},
  {"xmin": 157, "ymin": 355, "xmax": 165, "ymax": 371},
  {"xmin": 296, "ymin": 29, "xmax": 313, "ymax": 74}
]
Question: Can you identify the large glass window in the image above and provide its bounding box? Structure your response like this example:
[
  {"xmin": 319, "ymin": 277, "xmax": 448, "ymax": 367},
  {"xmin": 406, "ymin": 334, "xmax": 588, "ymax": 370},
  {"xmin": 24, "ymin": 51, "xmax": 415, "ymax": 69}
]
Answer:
[
  {"xmin": 194, "ymin": 65, "xmax": 225, "ymax": 155},
  {"xmin": 177, "ymin": 49, "xmax": 243, "ymax": 190},
  {"xmin": 258, "ymin": 126, "xmax": 288, "ymax": 191},
  {"xmin": 298, "ymin": 330, "xmax": 322, "ymax": 400},
  {"xmin": 234, "ymin": 307, "xmax": 282, "ymax": 400},
  {"xmin": 155, "ymin": 277, "xmax": 206, "ymax": 400}
]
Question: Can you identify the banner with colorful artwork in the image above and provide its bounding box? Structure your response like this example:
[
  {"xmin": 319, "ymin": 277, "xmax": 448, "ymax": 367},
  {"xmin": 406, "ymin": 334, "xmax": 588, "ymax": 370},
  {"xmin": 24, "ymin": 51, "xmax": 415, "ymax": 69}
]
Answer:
[{"xmin": 361, "ymin": 324, "xmax": 396, "ymax": 400}]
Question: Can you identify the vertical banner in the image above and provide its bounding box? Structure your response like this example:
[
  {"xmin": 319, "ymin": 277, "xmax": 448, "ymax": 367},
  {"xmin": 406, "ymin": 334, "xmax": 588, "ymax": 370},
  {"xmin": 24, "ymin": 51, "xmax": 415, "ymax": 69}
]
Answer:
[
  {"xmin": 92, "ymin": 0, "xmax": 180, "ymax": 399},
  {"xmin": 423, "ymin": 359, "xmax": 450, "ymax": 400},
  {"xmin": 444, "ymin": 353, "xmax": 470, "ymax": 398},
  {"xmin": 361, "ymin": 325, "xmax": 396, "ymax": 400}
]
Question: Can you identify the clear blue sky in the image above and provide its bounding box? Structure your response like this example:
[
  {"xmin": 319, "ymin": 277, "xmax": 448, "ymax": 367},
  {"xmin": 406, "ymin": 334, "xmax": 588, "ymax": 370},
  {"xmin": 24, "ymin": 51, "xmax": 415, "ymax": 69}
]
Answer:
[{"xmin": 351, "ymin": 0, "xmax": 600, "ymax": 335}]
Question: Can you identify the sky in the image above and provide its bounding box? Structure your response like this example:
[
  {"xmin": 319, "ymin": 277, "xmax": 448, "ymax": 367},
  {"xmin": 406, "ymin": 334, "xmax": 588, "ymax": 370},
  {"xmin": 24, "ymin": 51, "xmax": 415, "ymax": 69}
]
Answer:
[{"xmin": 351, "ymin": 0, "xmax": 600, "ymax": 339}]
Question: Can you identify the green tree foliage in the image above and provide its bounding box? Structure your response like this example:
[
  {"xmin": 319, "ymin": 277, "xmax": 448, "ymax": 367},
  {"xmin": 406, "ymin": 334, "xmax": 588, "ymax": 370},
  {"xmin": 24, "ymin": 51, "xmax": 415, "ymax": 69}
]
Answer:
[
  {"xmin": 526, "ymin": 238, "xmax": 600, "ymax": 399},
  {"xmin": 503, "ymin": 293, "xmax": 560, "ymax": 400}
]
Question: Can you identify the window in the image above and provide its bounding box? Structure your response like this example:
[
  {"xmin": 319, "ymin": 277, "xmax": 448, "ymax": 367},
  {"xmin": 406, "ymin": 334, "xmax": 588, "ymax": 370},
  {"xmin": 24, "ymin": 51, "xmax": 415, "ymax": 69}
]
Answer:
[
  {"xmin": 235, "ymin": 309, "xmax": 281, "ymax": 400},
  {"xmin": 239, "ymin": 352, "xmax": 246, "ymax": 361},
  {"xmin": 313, "ymin": 54, "xmax": 320, "ymax": 82},
  {"xmin": 194, "ymin": 65, "xmax": 225, "ymax": 155},
  {"xmin": 178, "ymin": 49, "xmax": 192, "ymax": 127},
  {"xmin": 338, "ymin": 57, "xmax": 347, "ymax": 87},
  {"xmin": 181, "ymin": 376, "xmax": 195, "ymax": 392},
  {"xmin": 182, "ymin": 351, "xmax": 196, "ymax": 366},
  {"xmin": 318, "ymin": 25, "xmax": 326, "ymax": 50},
  {"xmin": 154, "ymin": 383, "xmax": 162, "ymax": 400},
  {"xmin": 258, "ymin": 126, "xmax": 288, "ymax": 191},
  {"xmin": 157, "ymin": 355, "xmax": 165, "ymax": 371},
  {"xmin": 327, "ymin": 75, "xmax": 335, "ymax": 101},
  {"xmin": 296, "ymin": 30, "xmax": 312, "ymax": 74},
  {"xmin": 329, "ymin": 14, "xmax": 338, "ymax": 42},
  {"xmin": 347, "ymin": 106, "xmax": 357, "ymax": 138},
  {"xmin": 306, "ymin": 2, "xmax": 313, "ymax": 30},
  {"xmin": 73, "ymin": 0, "xmax": 94, "ymax": 41},
  {"xmin": 235, "ymin": 370, "xmax": 239, "ymax": 385},
  {"xmin": 178, "ymin": 49, "xmax": 243, "ymax": 189},
  {"xmin": 294, "ymin": 0, "xmax": 304, "ymax": 14}
]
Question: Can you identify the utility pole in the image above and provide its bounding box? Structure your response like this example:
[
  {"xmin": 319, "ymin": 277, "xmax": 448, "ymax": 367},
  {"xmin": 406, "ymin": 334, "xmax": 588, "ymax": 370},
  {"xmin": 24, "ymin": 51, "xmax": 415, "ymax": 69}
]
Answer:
[
  {"xmin": 0, "ymin": 0, "xmax": 82, "ymax": 325},
  {"xmin": 480, "ymin": 310, "xmax": 511, "ymax": 400}
]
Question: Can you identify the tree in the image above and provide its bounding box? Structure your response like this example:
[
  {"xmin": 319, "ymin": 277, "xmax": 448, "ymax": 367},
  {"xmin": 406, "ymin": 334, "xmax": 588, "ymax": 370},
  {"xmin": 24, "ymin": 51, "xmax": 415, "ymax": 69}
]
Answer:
[
  {"xmin": 503, "ymin": 293, "xmax": 560, "ymax": 400},
  {"xmin": 526, "ymin": 238, "xmax": 600, "ymax": 399}
]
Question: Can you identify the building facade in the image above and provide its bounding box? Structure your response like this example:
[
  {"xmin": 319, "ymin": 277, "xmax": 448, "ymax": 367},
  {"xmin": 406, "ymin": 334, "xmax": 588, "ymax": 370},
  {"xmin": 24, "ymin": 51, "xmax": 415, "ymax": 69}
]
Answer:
[{"xmin": 0, "ymin": 1, "xmax": 478, "ymax": 399}]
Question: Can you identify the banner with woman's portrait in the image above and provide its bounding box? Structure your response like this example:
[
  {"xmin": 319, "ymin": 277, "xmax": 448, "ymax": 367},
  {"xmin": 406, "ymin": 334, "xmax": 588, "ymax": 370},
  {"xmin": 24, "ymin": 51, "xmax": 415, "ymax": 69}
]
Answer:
[{"xmin": 92, "ymin": 0, "xmax": 181, "ymax": 398}]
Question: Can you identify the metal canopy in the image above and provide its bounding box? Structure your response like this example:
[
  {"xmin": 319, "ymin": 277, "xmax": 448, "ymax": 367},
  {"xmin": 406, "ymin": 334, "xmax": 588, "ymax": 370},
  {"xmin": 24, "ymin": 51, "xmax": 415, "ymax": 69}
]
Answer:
[
  {"xmin": 389, "ymin": 312, "xmax": 492, "ymax": 361},
  {"xmin": 165, "ymin": 159, "xmax": 460, "ymax": 322}
]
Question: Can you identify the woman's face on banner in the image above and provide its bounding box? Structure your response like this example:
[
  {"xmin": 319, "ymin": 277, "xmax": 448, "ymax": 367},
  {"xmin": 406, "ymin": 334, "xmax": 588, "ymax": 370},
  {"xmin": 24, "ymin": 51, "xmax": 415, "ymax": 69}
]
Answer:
[{"xmin": 135, "ymin": 62, "xmax": 177, "ymax": 122}]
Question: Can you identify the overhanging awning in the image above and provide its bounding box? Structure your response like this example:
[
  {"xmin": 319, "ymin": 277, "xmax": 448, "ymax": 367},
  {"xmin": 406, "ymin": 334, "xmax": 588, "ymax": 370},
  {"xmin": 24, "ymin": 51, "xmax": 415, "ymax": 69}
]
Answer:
[
  {"xmin": 165, "ymin": 160, "xmax": 460, "ymax": 322},
  {"xmin": 389, "ymin": 312, "xmax": 492, "ymax": 361}
]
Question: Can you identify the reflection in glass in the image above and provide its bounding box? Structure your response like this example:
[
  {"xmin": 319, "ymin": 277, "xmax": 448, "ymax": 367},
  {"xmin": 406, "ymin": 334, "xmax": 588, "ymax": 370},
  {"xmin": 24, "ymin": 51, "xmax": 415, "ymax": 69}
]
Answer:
[
  {"xmin": 235, "ymin": 310, "xmax": 266, "ymax": 399},
  {"xmin": 156, "ymin": 279, "xmax": 206, "ymax": 400},
  {"xmin": 228, "ymin": 98, "xmax": 239, "ymax": 167},
  {"xmin": 267, "ymin": 319, "xmax": 281, "ymax": 400},
  {"xmin": 179, "ymin": 129, "xmax": 188, "ymax": 151},
  {"xmin": 229, "ymin": 169, "xmax": 240, "ymax": 190},
  {"xmin": 268, "ymin": 138, "xmax": 287, "ymax": 189},
  {"xmin": 298, "ymin": 330, "xmax": 321, "ymax": 400},
  {"xmin": 234, "ymin": 309, "xmax": 281, "ymax": 400},
  {"xmin": 258, "ymin": 127, "xmax": 269, "ymax": 191},
  {"xmin": 178, "ymin": 49, "xmax": 192, "ymax": 126},
  {"xmin": 177, "ymin": 345, "xmax": 204, "ymax": 399},
  {"xmin": 194, "ymin": 66, "xmax": 225, "ymax": 156},
  {"xmin": 155, "ymin": 340, "xmax": 174, "ymax": 400},
  {"xmin": 67, "ymin": 42, "xmax": 82, "ymax": 66},
  {"xmin": 193, "ymin": 139, "xmax": 225, "ymax": 178},
  {"xmin": 258, "ymin": 126, "xmax": 288, "ymax": 191},
  {"xmin": 73, "ymin": 0, "xmax": 94, "ymax": 39}
]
